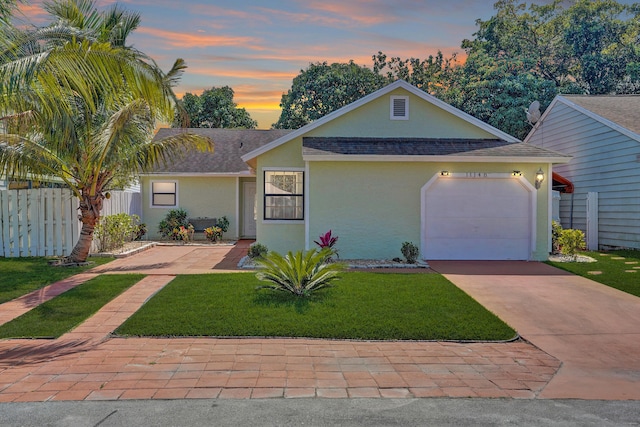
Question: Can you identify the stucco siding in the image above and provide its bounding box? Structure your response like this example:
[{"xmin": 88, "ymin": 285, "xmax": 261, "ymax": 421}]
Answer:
[
  {"xmin": 254, "ymin": 139, "xmax": 305, "ymax": 253},
  {"xmin": 529, "ymin": 100, "xmax": 640, "ymax": 249},
  {"xmin": 307, "ymin": 162, "xmax": 551, "ymax": 260},
  {"xmin": 141, "ymin": 175, "xmax": 239, "ymax": 240}
]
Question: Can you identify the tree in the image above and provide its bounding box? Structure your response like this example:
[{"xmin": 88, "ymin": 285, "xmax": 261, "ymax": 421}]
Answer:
[
  {"xmin": 464, "ymin": 0, "xmax": 640, "ymax": 94},
  {"xmin": 449, "ymin": 52, "xmax": 557, "ymax": 139},
  {"xmin": 372, "ymin": 50, "xmax": 459, "ymax": 99},
  {"xmin": 273, "ymin": 61, "xmax": 386, "ymax": 129},
  {"xmin": 0, "ymin": 0, "xmax": 212, "ymax": 263},
  {"xmin": 177, "ymin": 86, "xmax": 257, "ymax": 128}
]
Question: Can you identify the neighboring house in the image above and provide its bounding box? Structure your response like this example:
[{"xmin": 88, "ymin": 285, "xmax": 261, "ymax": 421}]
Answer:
[
  {"xmin": 525, "ymin": 95, "xmax": 640, "ymax": 250},
  {"xmin": 141, "ymin": 128, "xmax": 292, "ymax": 240},
  {"xmin": 241, "ymin": 80, "xmax": 570, "ymax": 261}
]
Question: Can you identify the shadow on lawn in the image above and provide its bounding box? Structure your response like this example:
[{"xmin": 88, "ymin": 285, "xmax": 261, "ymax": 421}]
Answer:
[{"xmin": 252, "ymin": 289, "xmax": 329, "ymax": 314}]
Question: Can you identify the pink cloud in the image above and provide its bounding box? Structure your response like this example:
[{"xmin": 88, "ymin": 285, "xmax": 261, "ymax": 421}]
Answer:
[
  {"xmin": 15, "ymin": 3, "xmax": 48, "ymax": 24},
  {"xmin": 185, "ymin": 4, "xmax": 270, "ymax": 23},
  {"xmin": 136, "ymin": 27, "xmax": 263, "ymax": 50},
  {"xmin": 184, "ymin": 66, "xmax": 297, "ymax": 81},
  {"xmin": 301, "ymin": 1, "xmax": 395, "ymax": 26}
]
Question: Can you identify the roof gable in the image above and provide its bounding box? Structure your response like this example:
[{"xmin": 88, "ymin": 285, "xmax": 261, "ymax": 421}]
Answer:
[
  {"xmin": 242, "ymin": 80, "xmax": 520, "ymax": 163},
  {"xmin": 524, "ymin": 95, "xmax": 640, "ymax": 144}
]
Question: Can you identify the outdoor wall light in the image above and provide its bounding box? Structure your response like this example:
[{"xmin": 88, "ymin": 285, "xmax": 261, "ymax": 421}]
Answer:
[
  {"xmin": 534, "ymin": 168, "xmax": 545, "ymax": 189},
  {"xmin": 440, "ymin": 171, "xmax": 450, "ymax": 176},
  {"xmin": 511, "ymin": 171, "xmax": 522, "ymax": 177}
]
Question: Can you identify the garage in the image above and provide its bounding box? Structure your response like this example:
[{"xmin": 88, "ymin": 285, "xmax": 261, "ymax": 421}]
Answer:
[{"xmin": 422, "ymin": 175, "xmax": 534, "ymax": 260}]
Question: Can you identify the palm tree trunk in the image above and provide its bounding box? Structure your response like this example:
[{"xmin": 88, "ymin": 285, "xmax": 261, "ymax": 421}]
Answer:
[{"xmin": 64, "ymin": 192, "xmax": 103, "ymax": 263}]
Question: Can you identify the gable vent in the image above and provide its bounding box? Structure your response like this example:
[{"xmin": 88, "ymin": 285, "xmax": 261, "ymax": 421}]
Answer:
[{"xmin": 390, "ymin": 96, "xmax": 409, "ymax": 120}]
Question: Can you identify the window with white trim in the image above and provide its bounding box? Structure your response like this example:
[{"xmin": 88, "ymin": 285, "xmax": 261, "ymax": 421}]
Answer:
[
  {"xmin": 264, "ymin": 171, "xmax": 304, "ymax": 220},
  {"xmin": 390, "ymin": 95, "xmax": 409, "ymax": 120},
  {"xmin": 151, "ymin": 181, "xmax": 177, "ymax": 207}
]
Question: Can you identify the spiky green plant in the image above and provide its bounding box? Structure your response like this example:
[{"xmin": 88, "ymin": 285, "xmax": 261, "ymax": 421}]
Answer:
[{"xmin": 255, "ymin": 248, "xmax": 344, "ymax": 297}]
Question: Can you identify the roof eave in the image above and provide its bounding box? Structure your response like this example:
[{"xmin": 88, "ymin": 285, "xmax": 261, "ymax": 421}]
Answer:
[
  {"xmin": 139, "ymin": 171, "xmax": 254, "ymax": 177},
  {"xmin": 302, "ymin": 154, "xmax": 571, "ymax": 163}
]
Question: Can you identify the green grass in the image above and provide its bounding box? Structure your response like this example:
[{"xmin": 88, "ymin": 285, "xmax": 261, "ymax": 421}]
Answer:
[
  {"xmin": 0, "ymin": 256, "xmax": 114, "ymax": 304},
  {"xmin": 0, "ymin": 274, "xmax": 144, "ymax": 339},
  {"xmin": 116, "ymin": 272, "xmax": 516, "ymax": 341},
  {"xmin": 547, "ymin": 249, "xmax": 640, "ymax": 298}
]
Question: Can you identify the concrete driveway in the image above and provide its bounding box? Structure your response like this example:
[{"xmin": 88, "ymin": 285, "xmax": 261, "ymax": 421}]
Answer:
[{"xmin": 429, "ymin": 260, "xmax": 640, "ymax": 400}]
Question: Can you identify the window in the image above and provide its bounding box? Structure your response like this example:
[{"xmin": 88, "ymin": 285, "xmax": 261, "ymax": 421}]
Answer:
[
  {"xmin": 264, "ymin": 171, "xmax": 304, "ymax": 220},
  {"xmin": 390, "ymin": 95, "xmax": 409, "ymax": 120},
  {"xmin": 151, "ymin": 181, "xmax": 177, "ymax": 207}
]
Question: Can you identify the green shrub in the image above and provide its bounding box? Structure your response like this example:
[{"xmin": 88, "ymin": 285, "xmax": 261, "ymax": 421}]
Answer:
[
  {"xmin": 255, "ymin": 248, "xmax": 344, "ymax": 297},
  {"xmin": 158, "ymin": 209, "xmax": 189, "ymax": 240},
  {"xmin": 94, "ymin": 213, "xmax": 142, "ymax": 252},
  {"xmin": 552, "ymin": 220, "xmax": 563, "ymax": 253},
  {"xmin": 217, "ymin": 216, "xmax": 230, "ymax": 233},
  {"xmin": 558, "ymin": 228, "xmax": 586, "ymax": 259},
  {"xmin": 401, "ymin": 242, "xmax": 419, "ymax": 264},
  {"xmin": 248, "ymin": 242, "xmax": 268, "ymax": 259}
]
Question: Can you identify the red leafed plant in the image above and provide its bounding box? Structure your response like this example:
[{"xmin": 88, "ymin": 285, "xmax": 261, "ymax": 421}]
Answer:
[{"xmin": 314, "ymin": 230, "xmax": 338, "ymax": 249}]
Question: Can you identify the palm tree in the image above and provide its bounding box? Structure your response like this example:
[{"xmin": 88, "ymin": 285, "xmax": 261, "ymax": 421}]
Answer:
[{"xmin": 0, "ymin": 1, "xmax": 212, "ymax": 263}]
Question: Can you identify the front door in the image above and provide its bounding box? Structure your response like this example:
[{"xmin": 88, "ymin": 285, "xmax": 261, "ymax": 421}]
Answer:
[{"xmin": 242, "ymin": 182, "xmax": 257, "ymax": 237}]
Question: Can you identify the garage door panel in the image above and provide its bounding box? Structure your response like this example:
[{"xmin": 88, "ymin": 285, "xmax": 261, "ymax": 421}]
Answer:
[
  {"xmin": 423, "ymin": 178, "xmax": 532, "ymax": 260},
  {"xmin": 427, "ymin": 217, "xmax": 529, "ymax": 239}
]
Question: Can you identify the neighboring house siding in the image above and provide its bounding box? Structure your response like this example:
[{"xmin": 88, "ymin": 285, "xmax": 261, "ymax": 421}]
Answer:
[
  {"xmin": 528, "ymin": 101, "xmax": 640, "ymax": 249},
  {"xmin": 142, "ymin": 175, "xmax": 239, "ymax": 240}
]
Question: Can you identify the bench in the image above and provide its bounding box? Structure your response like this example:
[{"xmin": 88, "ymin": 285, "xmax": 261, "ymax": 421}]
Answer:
[{"xmin": 188, "ymin": 218, "xmax": 217, "ymax": 232}]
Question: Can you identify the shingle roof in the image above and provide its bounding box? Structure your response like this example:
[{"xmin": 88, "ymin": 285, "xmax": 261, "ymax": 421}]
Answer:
[
  {"xmin": 302, "ymin": 137, "xmax": 568, "ymax": 158},
  {"xmin": 149, "ymin": 128, "xmax": 293, "ymax": 174},
  {"xmin": 562, "ymin": 95, "xmax": 640, "ymax": 135}
]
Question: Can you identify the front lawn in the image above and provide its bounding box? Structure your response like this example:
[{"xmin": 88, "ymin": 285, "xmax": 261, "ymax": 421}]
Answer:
[
  {"xmin": 547, "ymin": 250, "xmax": 640, "ymax": 297},
  {"xmin": 116, "ymin": 272, "xmax": 516, "ymax": 341},
  {"xmin": 0, "ymin": 274, "xmax": 144, "ymax": 339},
  {"xmin": 0, "ymin": 256, "xmax": 114, "ymax": 304}
]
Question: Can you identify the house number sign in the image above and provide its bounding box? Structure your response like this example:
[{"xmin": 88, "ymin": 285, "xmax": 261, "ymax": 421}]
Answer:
[{"xmin": 444, "ymin": 172, "xmax": 512, "ymax": 179}]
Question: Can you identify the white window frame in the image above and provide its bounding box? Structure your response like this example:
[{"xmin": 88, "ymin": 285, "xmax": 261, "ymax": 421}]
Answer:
[
  {"xmin": 150, "ymin": 180, "xmax": 178, "ymax": 208},
  {"xmin": 390, "ymin": 95, "xmax": 409, "ymax": 120},
  {"xmin": 262, "ymin": 168, "xmax": 305, "ymax": 223}
]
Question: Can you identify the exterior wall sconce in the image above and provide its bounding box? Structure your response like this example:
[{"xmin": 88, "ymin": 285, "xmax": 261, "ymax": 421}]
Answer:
[
  {"xmin": 535, "ymin": 168, "xmax": 545, "ymax": 189},
  {"xmin": 511, "ymin": 171, "xmax": 522, "ymax": 177},
  {"xmin": 440, "ymin": 171, "xmax": 450, "ymax": 176}
]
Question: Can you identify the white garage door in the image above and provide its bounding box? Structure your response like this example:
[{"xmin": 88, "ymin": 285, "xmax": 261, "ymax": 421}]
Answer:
[{"xmin": 424, "ymin": 177, "xmax": 532, "ymax": 260}]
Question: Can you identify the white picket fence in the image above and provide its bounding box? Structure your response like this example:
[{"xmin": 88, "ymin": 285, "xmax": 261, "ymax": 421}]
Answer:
[{"xmin": 0, "ymin": 189, "xmax": 141, "ymax": 258}]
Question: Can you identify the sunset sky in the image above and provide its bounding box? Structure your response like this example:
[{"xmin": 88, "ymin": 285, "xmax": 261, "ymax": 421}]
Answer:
[{"xmin": 16, "ymin": 1, "xmax": 635, "ymax": 128}]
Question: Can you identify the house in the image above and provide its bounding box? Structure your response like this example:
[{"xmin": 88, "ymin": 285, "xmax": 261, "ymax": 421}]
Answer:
[
  {"xmin": 525, "ymin": 95, "xmax": 640, "ymax": 250},
  {"xmin": 141, "ymin": 128, "xmax": 292, "ymax": 240},
  {"xmin": 239, "ymin": 80, "xmax": 570, "ymax": 260}
]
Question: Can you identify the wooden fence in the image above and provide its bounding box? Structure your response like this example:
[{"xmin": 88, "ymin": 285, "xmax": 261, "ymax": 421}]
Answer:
[{"xmin": 0, "ymin": 189, "xmax": 141, "ymax": 258}]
